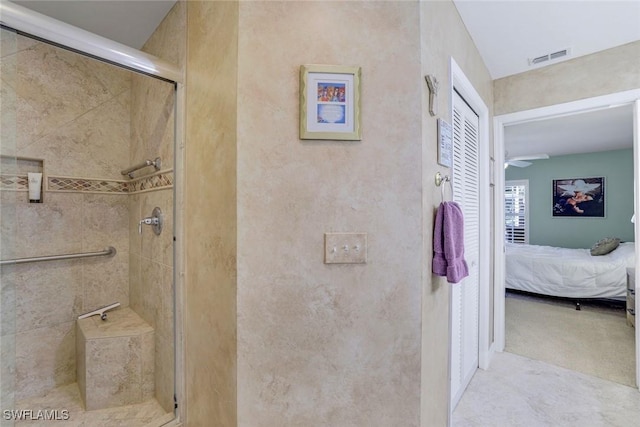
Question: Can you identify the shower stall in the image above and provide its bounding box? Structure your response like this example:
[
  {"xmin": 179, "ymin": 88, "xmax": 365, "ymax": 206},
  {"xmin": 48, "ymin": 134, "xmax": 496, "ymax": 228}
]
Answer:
[{"xmin": 0, "ymin": 3, "xmax": 183, "ymax": 426}]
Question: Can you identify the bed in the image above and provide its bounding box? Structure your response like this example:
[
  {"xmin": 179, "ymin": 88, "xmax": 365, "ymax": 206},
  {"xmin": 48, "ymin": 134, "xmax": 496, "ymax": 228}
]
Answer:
[{"xmin": 505, "ymin": 242, "xmax": 635, "ymax": 299}]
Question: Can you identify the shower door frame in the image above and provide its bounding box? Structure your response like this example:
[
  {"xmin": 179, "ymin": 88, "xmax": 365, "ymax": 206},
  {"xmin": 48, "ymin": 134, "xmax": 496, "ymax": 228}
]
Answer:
[{"xmin": 0, "ymin": 2, "xmax": 186, "ymax": 425}]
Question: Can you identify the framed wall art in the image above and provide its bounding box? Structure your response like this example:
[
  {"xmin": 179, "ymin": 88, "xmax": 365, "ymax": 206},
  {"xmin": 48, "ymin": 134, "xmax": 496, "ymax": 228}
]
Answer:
[
  {"xmin": 552, "ymin": 177, "xmax": 605, "ymax": 217},
  {"xmin": 299, "ymin": 65, "xmax": 362, "ymax": 141}
]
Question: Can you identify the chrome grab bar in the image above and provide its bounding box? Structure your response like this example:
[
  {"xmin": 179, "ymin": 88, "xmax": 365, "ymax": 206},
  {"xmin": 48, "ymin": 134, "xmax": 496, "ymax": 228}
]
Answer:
[
  {"xmin": 0, "ymin": 246, "xmax": 116, "ymax": 266},
  {"xmin": 120, "ymin": 157, "xmax": 161, "ymax": 179}
]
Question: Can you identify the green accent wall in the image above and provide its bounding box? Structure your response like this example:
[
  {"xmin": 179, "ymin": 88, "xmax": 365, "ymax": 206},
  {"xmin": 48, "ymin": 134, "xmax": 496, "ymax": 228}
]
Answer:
[{"xmin": 505, "ymin": 148, "xmax": 634, "ymax": 249}]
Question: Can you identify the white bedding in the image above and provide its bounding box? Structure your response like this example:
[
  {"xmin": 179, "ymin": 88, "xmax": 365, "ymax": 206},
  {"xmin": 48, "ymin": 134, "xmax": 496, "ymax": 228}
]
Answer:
[{"xmin": 505, "ymin": 242, "xmax": 635, "ymax": 299}]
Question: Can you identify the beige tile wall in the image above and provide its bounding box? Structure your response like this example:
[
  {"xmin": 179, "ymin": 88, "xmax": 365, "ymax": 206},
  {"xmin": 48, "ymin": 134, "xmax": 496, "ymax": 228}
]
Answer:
[
  {"xmin": 1, "ymin": 12, "xmax": 180, "ymax": 410},
  {"xmin": 130, "ymin": 1, "xmax": 185, "ymax": 413},
  {"xmin": 0, "ymin": 30, "xmax": 132, "ymax": 400},
  {"xmin": 129, "ymin": 188, "xmax": 174, "ymax": 413},
  {"xmin": 6, "ymin": 40, "xmax": 131, "ymax": 179}
]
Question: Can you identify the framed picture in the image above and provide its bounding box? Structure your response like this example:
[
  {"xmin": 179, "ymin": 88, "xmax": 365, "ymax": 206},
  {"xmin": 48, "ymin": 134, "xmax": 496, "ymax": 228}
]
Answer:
[
  {"xmin": 552, "ymin": 177, "xmax": 605, "ymax": 217},
  {"xmin": 299, "ymin": 65, "xmax": 362, "ymax": 140}
]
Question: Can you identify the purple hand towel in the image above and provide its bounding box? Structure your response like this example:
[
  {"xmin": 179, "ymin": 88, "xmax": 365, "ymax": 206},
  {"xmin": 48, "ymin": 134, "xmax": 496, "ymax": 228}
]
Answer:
[
  {"xmin": 432, "ymin": 204, "xmax": 447, "ymax": 276},
  {"xmin": 432, "ymin": 201, "xmax": 469, "ymax": 284}
]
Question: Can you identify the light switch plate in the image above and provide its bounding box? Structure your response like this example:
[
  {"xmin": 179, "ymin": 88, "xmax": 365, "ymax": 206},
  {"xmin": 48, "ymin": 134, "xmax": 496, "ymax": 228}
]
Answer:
[{"xmin": 324, "ymin": 232, "xmax": 367, "ymax": 264}]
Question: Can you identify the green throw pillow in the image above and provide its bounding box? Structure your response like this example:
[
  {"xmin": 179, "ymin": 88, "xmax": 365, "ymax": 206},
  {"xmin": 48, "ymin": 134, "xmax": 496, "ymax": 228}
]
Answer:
[{"xmin": 590, "ymin": 237, "xmax": 620, "ymax": 256}]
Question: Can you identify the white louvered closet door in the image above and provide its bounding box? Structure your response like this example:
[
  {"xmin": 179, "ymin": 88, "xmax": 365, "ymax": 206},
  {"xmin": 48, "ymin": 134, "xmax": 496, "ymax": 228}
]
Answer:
[{"xmin": 450, "ymin": 90, "xmax": 480, "ymax": 409}]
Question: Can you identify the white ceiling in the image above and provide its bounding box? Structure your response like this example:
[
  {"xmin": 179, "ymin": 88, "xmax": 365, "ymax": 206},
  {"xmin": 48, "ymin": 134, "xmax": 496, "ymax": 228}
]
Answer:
[
  {"xmin": 12, "ymin": 0, "xmax": 176, "ymax": 49},
  {"xmin": 453, "ymin": 0, "xmax": 640, "ymax": 80},
  {"xmin": 453, "ymin": 0, "xmax": 640, "ymax": 159},
  {"xmin": 504, "ymin": 104, "xmax": 635, "ymax": 159},
  {"xmin": 14, "ymin": 1, "xmax": 640, "ymax": 75}
]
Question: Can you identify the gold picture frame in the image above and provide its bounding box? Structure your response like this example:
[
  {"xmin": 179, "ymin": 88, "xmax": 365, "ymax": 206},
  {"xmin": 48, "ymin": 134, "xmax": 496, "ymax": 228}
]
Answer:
[{"xmin": 299, "ymin": 64, "xmax": 362, "ymax": 140}]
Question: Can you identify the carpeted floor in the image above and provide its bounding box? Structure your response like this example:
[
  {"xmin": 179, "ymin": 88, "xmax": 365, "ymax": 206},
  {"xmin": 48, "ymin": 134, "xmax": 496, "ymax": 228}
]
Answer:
[{"xmin": 505, "ymin": 291, "xmax": 636, "ymax": 387}]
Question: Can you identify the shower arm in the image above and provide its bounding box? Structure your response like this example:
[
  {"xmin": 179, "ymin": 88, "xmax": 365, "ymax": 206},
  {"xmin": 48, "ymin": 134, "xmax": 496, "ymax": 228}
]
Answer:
[{"xmin": 121, "ymin": 157, "xmax": 161, "ymax": 179}]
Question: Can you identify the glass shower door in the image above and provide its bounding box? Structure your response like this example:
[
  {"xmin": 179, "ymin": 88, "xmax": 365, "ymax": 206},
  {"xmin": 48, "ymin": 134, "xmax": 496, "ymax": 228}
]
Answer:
[
  {"xmin": 0, "ymin": 24, "xmax": 177, "ymax": 425},
  {"xmin": 0, "ymin": 26, "xmax": 18, "ymax": 427}
]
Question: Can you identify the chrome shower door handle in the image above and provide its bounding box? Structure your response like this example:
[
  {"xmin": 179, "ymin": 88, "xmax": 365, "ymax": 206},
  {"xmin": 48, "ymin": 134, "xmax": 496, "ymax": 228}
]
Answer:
[{"xmin": 138, "ymin": 207, "xmax": 163, "ymax": 235}]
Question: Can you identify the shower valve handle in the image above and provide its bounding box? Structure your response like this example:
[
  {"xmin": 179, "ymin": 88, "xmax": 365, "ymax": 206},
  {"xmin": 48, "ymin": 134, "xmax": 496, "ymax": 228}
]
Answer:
[
  {"xmin": 138, "ymin": 217, "xmax": 158, "ymax": 233},
  {"xmin": 138, "ymin": 207, "xmax": 163, "ymax": 235}
]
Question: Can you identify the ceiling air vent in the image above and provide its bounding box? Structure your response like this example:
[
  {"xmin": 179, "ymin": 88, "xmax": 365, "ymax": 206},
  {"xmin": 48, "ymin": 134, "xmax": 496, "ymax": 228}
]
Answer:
[
  {"xmin": 529, "ymin": 48, "xmax": 571, "ymax": 66},
  {"xmin": 550, "ymin": 48, "xmax": 569, "ymax": 60},
  {"xmin": 530, "ymin": 54, "xmax": 549, "ymax": 65}
]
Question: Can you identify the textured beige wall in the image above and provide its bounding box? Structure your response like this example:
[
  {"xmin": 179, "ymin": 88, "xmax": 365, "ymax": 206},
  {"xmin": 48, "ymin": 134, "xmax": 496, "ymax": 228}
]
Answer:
[
  {"xmin": 131, "ymin": 1, "xmax": 184, "ymax": 413},
  {"xmin": 419, "ymin": 2, "xmax": 493, "ymax": 425},
  {"xmin": 174, "ymin": 1, "xmax": 491, "ymax": 425},
  {"xmin": 494, "ymin": 41, "xmax": 640, "ymax": 115},
  {"xmin": 237, "ymin": 2, "xmax": 423, "ymax": 425},
  {"xmin": 184, "ymin": 1, "xmax": 238, "ymax": 425},
  {"xmin": 0, "ymin": 31, "xmax": 130, "ymax": 400}
]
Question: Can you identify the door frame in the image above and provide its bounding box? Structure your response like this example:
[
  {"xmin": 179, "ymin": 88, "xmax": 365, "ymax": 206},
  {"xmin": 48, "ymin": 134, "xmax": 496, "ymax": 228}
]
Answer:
[
  {"xmin": 448, "ymin": 58, "xmax": 492, "ymax": 417},
  {"xmin": 493, "ymin": 89, "xmax": 640, "ymax": 390}
]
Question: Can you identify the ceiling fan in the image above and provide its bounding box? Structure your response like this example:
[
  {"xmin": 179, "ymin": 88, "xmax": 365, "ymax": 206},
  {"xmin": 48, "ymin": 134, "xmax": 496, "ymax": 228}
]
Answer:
[{"xmin": 504, "ymin": 153, "xmax": 549, "ymax": 168}]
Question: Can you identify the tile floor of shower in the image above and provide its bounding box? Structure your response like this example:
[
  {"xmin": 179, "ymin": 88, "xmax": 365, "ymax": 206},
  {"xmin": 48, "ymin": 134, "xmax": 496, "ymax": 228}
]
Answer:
[{"xmin": 13, "ymin": 384, "xmax": 173, "ymax": 427}]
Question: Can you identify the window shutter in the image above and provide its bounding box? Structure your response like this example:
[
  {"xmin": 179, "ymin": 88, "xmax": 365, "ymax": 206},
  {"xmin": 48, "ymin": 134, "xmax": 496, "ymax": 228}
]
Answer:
[{"xmin": 505, "ymin": 180, "xmax": 529, "ymax": 244}]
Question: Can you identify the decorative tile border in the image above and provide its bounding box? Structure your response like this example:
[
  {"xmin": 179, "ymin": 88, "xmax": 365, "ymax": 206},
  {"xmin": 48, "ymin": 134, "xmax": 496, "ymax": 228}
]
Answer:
[
  {"xmin": 128, "ymin": 172, "xmax": 174, "ymax": 193},
  {"xmin": 0, "ymin": 174, "xmax": 28, "ymax": 191},
  {"xmin": 48, "ymin": 176, "xmax": 129, "ymax": 193},
  {"xmin": 1, "ymin": 171, "xmax": 173, "ymax": 194}
]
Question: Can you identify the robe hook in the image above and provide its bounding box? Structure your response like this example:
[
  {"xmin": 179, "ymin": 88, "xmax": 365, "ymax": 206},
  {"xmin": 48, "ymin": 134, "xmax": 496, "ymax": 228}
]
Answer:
[
  {"xmin": 435, "ymin": 171, "xmax": 450, "ymax": 187},
  {"xmin": 435, "ymin": 172, "xmax": 451, "ymax": 202}
]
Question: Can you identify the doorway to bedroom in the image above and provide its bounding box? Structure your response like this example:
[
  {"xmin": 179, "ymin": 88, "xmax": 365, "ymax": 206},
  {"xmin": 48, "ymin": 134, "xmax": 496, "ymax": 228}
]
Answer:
[{"xmin": 494, "ymin": 91, "xmax": 640, "ymax": 390}]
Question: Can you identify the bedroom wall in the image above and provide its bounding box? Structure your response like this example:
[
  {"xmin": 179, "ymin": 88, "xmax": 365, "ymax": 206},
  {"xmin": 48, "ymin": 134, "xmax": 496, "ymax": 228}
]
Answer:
[{"xmin": 505, "ymin": 148, "xmax": 634, "ymax": 249}]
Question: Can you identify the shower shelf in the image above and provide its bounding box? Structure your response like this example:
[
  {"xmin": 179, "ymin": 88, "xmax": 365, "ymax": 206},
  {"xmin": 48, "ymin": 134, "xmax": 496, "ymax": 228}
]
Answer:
[
  {"xmin": 0, "ymin": 155, "xmax": 43, "ymax": 176},
  {"xmin": 0, "ymin": 155, "xmax": 45, "ymax": 202}
]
